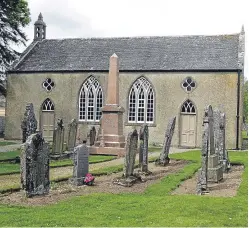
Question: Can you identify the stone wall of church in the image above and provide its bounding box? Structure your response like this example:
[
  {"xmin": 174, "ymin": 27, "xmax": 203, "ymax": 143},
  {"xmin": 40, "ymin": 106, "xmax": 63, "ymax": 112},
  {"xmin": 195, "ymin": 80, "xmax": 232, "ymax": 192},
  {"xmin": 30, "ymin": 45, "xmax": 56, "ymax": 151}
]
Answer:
[{"xmin": 5, "ymin": 71, "xmax": 242, "ymax": 149}]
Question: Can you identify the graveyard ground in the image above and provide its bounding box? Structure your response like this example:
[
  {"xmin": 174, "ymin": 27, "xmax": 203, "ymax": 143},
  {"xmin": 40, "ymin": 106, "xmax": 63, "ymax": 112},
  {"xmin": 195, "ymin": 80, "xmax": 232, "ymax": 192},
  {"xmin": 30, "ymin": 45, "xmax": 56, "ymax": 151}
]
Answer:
[{"xmin": 0, "ymin": 150, "xmax": 247, "ymax": 227}]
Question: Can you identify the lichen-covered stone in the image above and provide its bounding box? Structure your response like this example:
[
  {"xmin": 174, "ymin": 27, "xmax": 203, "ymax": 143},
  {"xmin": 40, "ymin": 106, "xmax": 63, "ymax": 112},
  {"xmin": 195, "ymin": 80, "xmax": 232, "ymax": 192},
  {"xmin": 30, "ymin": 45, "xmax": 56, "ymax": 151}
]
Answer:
[
  {"xmin": 67, "ymin": 119, "xmax": 77, "ymax": 151},
  {"xmin": 20, "ymin": 132, "xmax": 49, "ymax": 197},
  {"xmin": 52, "ymin": 118, "xmax": 65, "ymax": 154},
  {"xmin": 213, "ymin": 110, "xmax": 230, "ymax": 172},
  {"xmin": 21, "ymin": 103, "xmax": 37, "ymax": 143},
  {"xmin": 155, "ymin": 117, "xmax": 176, "ymax": 166},
  {"xmin": 124, "ymin": 129, "xmax": 138, "ymax": 178},
  {"xmin": 196, "ymin": 109, "xmax": 209, "ymax": 194},
  {"xmin": 139, "ymin": 124, "xmax": 149, "ymax": 172},
  {"xmin": 89, "ymin": 126, "xmax": 96, "ymax": 146}
]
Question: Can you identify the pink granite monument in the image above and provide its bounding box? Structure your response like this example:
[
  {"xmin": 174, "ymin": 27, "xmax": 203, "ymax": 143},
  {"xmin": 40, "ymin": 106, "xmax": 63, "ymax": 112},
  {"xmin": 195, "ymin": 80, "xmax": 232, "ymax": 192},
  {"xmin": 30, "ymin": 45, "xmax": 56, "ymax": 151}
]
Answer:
[{"xmin": 89, "ymin": 54, "xmax": 126, "ymax": 157}]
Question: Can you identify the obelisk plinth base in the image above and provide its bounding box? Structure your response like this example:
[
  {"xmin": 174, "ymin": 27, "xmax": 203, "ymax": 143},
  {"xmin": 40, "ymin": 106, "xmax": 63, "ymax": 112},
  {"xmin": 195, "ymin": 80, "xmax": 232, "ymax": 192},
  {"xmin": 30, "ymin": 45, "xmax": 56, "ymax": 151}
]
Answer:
[{"xmin": 90, "ymin": 105, "xmax": 126, "ymax": 157}]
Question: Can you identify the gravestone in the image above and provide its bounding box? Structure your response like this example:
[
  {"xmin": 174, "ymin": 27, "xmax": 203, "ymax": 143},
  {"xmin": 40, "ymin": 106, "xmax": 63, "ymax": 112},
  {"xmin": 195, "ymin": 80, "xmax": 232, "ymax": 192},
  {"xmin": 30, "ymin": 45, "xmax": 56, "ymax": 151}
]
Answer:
[
  {"xmin": 69, "ymin": 142, "xmax": 89, "ymax": 186},
  {"xmin": 196, "ymin": 109, "xmax": 209, "ymax": 194},
  {"xmin": 67, "ymin": 119, "xmax": 77, "ymax": 151},
  {"xmin": 155, "ymin": 117, "xmax": 176, "ymax": 166},
  {"xmin": 52, "ymin": 118, "xmax": 65, "ymax": 154},
  {"xmin": 139, "ymin": 124, "xmax": 149, "ymax": 172},
  {"xmin": 20, "ymin": 132, "xmax": 50, "ymax": 197},
  {"xmin": 21, "ymin": 103, "xmax": 37, "ymax": 143},
  {"xmin": 89, "ymin": 126, "xmax": 96, "ymax": 146},
  {"xmin": 206, "ymin": 106, "xmax": 223, "ymax": 182},
  {"xmin": 124, "ymin": 129, "xmax": 138, "ymax": 178},
  {"xmin": 213, "ymin": 109, "xmax": 230, "ymax": 172}
]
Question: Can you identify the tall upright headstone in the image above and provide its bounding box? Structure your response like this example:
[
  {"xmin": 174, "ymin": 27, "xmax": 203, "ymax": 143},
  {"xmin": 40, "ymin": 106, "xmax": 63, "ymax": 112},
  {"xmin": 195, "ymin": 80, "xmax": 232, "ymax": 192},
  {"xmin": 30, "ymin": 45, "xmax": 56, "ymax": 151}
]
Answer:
[
  {"xmin": 89, "ymin": 126, "xmax": 96, "ymax": 146},
  {"xmin": 213, "ymin": 109, "xmax": 230, "ymax": 172},
  {"xmin": 206, "ymin": 105, "xmax": 223, "ymax": 182},
  {"xmin": 139, "ymin": 124, "xmax": 149, "ymax": 172},
  {"xmin": 124, "ymin": 129, "xmax": 138, "ymax": 178},
  {"xmin": 21, "ymin": 103, "xmax": 37, "ymax": 143},
  {"xmin": 52, "ymin": 118, "xmax": 65, "ymax": 154},
  {"xmin": 20, "ymin": 132, "xmax": 50, "ymax": 197},
  {"xmin": 67, "ymin": 119, "xmax": 77, "ymax": 151},
  {"xmin": 196, "ymin": 108, "xmax": 209, "ymax": 194},
  {"xmin": 155, "ymin": 117, "xmax": 176, "ymax": 166},
  {"xmin": 69, "ymin": 142, "xmax": 89, "ymax": 186},
  {"xmin": 90, "ymin": 54, "xmax": 126, "ymax": 157}
]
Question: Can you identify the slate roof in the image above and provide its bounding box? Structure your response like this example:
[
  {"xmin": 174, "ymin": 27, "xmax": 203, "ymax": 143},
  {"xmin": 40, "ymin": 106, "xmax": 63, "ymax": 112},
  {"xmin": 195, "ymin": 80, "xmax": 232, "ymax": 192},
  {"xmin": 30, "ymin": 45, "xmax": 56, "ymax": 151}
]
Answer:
[{"xmin": 11, "ymin": 34, "xmax": 241, "ymax": 72}]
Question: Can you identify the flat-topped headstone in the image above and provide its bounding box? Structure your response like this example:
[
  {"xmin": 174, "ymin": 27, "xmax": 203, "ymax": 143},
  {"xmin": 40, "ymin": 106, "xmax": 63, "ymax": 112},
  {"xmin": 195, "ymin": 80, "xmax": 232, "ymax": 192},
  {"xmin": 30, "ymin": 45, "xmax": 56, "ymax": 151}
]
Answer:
[
  {"xmin": 21, "ymin": 103, "xmax": 37, "ymax": 143},
  {"xmin": 69, "ymin": 142, "xmax": 89, "ymax": 186},
  {"xmin": 155, "ymin": 117, "xmax": 176, "ymax": 166},
  {"xmin": 67, "ymin": 119, "xmax": 77, "ymax": 151},
  {"xmin": 52, "ymin": 118, "xmax": 65, "ymax": 154},
  {"xmin": 20, "ymin": 132, "xmax": 50, "ymax": 197}
]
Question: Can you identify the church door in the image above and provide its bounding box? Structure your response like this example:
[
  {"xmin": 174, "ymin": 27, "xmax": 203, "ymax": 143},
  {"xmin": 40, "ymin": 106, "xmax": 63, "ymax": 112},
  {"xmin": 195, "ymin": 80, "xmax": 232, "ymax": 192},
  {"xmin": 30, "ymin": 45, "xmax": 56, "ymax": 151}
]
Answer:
[
  {"xmin": 40, "ymin": 98, "xmax": 55, "ymax": 142},
  {"xmin": 180, "ymin": 100, "xmax": 196, "ymax": 147}
]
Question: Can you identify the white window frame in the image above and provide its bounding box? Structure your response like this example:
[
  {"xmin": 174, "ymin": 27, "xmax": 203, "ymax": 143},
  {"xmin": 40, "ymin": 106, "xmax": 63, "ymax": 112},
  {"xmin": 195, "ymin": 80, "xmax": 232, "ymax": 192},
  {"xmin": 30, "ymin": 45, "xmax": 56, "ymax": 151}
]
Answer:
[
  {"xmin": 128, "ymin": 77, "xmax": 155, "ymax": 123},
  {"xmin": 79, "ymin": 76, "xmax": 103, "ymax": 122}
]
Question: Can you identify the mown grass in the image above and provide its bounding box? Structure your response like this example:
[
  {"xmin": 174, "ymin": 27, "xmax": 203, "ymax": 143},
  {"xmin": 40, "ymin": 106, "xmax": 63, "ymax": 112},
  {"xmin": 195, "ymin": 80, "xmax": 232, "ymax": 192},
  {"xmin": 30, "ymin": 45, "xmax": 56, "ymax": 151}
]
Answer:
[
  {"xmin": 0, "ymin": 150, "xmax": 20, "ymax": 160},
  {"xmin": 0, "ymin": 155, "xmax": 116, "ymax": 175},
  {"xmin": 0, "ymin": 150, "xmax": 247, "ymax": 227},
  {"xmin": 0, "ymin": 141, "xmax": 18, "ymax": 146}
]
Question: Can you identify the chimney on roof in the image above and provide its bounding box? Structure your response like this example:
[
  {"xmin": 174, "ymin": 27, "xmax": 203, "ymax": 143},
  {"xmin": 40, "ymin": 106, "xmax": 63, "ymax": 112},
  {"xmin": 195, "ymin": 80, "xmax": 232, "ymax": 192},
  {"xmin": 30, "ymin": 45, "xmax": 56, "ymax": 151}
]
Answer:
[{"xmin": 34, "ymin": 13, "xmax": 46, "ymax": 41}]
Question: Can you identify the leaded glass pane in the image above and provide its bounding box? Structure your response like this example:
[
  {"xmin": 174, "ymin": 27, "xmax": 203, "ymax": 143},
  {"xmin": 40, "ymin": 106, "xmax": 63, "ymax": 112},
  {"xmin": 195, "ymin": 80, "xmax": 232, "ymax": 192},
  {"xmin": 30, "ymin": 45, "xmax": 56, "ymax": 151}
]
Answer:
[{"xmin": 78, "ymin": 76, "xmax": 103, "ymax": 121}]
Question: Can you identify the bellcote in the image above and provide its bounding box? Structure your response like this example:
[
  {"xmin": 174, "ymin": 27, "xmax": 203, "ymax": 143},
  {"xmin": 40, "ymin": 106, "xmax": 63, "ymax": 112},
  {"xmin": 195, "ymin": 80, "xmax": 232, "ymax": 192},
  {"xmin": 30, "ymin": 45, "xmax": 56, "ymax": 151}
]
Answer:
[{"xmin": 34, "ymin": 13, "xmax": 46, "ymax": 41}]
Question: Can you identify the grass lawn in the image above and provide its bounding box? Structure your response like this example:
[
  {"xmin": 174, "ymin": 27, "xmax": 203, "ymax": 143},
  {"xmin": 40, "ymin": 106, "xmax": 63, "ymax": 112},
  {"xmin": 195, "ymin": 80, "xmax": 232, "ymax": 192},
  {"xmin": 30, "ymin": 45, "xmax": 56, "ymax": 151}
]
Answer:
[
  {"xmin": 0, "ymin": 155, "xmax": 116, "ymax": 175},
  {"xmin": 0, "ymin": 150, "xmax": 20, "ymax": 160},
  {"xmin": 0, "ymin": 141, "xmax": 18, "ymax": 146},
  {"xmin": 0, "ymin": 150, "xmax": 247, "ymax": 227}
]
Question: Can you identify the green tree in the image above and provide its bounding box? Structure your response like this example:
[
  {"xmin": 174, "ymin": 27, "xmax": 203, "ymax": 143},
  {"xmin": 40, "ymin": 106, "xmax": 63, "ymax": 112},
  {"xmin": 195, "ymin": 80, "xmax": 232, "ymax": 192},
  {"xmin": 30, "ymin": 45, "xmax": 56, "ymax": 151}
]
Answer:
[
  {"xmin": 243, "ymin": 80, "xmax": 248, "ymax": 123},
  {"xmin": 0, "ymin": 0, "xmax": 30, "ymax": 76}
]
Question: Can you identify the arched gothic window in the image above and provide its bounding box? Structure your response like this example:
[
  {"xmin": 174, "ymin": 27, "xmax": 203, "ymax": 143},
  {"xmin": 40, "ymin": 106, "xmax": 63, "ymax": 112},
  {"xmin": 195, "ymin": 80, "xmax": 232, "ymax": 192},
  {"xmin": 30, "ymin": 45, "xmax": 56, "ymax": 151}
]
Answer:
[
  {"xmin": 128, "ymin": 77, "xmax": 154, "ymax": 123},
  {"xmin": 79, "ymin": 76, "xmax": 103, "ymax": 121},
  {"xmin": 42, "ymin": 98, "xmax": 54, "ymax": 111},
  {"xmin": 181, "ymin": 99, "xmax": 196, "ymax": 113}
]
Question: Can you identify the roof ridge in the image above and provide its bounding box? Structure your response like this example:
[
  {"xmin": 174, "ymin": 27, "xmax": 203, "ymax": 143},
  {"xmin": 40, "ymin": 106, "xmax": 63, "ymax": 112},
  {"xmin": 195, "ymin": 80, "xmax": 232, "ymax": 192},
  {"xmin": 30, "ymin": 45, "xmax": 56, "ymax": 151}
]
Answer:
[{"xmin": 43, "ymin": 33, "xmax": 240, "ymax": 41}]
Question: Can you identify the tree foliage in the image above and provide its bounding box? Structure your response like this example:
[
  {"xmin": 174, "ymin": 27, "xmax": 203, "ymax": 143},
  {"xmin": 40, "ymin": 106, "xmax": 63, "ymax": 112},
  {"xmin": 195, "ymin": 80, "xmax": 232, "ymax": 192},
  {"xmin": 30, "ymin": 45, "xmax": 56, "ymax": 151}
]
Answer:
[{"xmin": 0, "ymin": 0, "xmax": 30, "ymax": 74}]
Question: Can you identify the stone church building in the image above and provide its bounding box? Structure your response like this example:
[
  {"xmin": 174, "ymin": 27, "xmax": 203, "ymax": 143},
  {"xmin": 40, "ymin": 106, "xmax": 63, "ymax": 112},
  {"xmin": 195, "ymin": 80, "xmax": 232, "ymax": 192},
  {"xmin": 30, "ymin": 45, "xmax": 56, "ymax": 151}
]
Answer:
[{"xmin": 5, "ymin": 14, "xmax": 245, "ymax": 149}]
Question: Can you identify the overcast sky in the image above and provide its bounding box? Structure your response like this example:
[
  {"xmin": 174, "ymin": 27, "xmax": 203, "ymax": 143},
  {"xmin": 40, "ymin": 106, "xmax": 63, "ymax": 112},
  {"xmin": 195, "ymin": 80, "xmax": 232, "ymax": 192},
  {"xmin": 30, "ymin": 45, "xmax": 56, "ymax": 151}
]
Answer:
[{"xmin": 19, "ymin": 0, "xmax": 248, "ymax": 78}]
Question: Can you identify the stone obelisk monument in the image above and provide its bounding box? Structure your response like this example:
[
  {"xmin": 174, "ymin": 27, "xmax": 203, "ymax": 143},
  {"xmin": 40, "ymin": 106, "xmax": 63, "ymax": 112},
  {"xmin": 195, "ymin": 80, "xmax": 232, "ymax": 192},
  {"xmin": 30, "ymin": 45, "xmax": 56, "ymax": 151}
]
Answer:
[{"xmin": 90, "ymin": 54, "xmax": 126, "ymax": 157}]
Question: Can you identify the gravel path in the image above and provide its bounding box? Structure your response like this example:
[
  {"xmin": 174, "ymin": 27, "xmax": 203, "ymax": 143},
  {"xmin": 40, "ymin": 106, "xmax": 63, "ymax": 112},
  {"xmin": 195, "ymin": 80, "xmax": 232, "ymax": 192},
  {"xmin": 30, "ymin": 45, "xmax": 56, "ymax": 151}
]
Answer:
[
  {"xmin": 0, "ymin": 144, "xmax": 22, "ymax": 152},
  {"xmin": 0, "ymin": 147, "xmax": 195, "ymax": 189}
]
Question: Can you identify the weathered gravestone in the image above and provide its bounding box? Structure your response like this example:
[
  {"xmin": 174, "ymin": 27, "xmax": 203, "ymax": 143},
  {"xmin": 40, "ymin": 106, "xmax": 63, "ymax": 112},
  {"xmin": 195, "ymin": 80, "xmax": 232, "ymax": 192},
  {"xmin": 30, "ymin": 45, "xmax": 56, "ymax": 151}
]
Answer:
[
  {"xmin": 69, "ymin": 141, "xmax": 89, "ymax": 186},
  {"xmin": 21, "ymin": 103, "xmax": 37, "ymax": 143},
  {"xmin": 206, "ymin": 106, "xmax": 223, "ymax": 182},
  {"xmin": 67, "ymin": 119, "xmax": 77, "ymax": 151},
  {"xmin": 213, "ymin": 109, "xmax": 230, "ymax": 172},
  {"xmin": 196, "ymin": 108, "xmax": 209, "ymax": 195},
  {"xmin": 113, "ymin": 129, "xmax": 138, "ymax": 187},
  {"xmin": 20, "ymin": 132, "xmax": 50, "ymax": 197},
  {"xmin": 139, "ymin": 124, "xmax": 149, "ymax": 173},
  {"xmin": 155, "ymin": 117, "xmax": 176, "ymax": 166},
  {"xmin": 52, "ymin": 118, "xmax": 65, "ymax": 154},
  {"xmin": 89, "ymin": 126, "xmax": 96, "ymax": 146}
]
